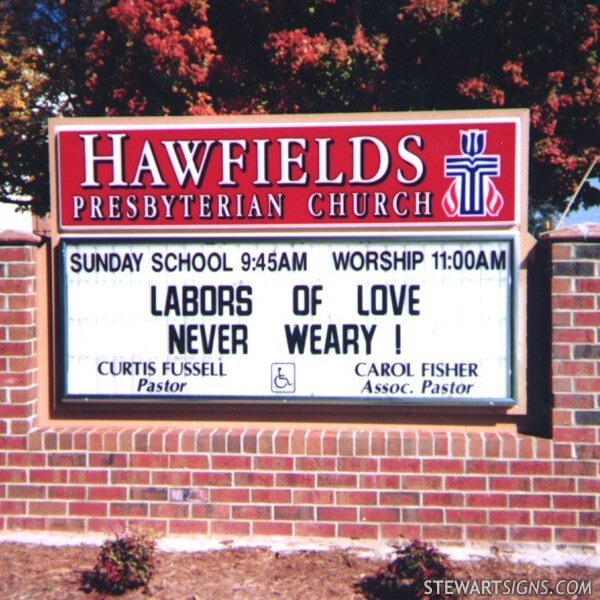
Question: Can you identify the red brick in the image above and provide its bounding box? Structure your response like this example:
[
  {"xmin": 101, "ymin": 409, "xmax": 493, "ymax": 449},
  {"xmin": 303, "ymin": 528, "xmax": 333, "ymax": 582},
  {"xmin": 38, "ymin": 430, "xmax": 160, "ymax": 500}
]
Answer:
[
  {"xmin": 69, "ymin": 470, "xmax": 108, "ymax": 485},
  {"xmin": 444, "ymin": 476, "xmax": 486, "ymax": 491},
  {"xmin": 211, "ymin": 455, "xmax": 251, "ymax": 470},
  {"xmin": 554, "ymin": 295, "xmax": 594, "ymax": 310},
  {"xmin": 509, "ymin": 494, "xmax": 550, "ymax": 509},
  {"xmin": 88, "ymin": 453, "xmax": 127, "ymax": 468},
  {"xmin": 380, "ymin": 457, "xmax": 420, "ymax": 473},
  {"xmin": 252, "ymin": 489, "xmax": 291, "ymax": 504},
  {"xmin": 69, "ymin": 502, "xmax": 107, "ymax": 517},
  {"xmin": 466, "ymin": 459, "xmax": 508, "ymax": 475},
  {"xmin": 294, "ymin": 490, "xmax": 333, "ymax": 505},
  {"xmin": 423, "ymin": 525, "xmax": 464, "ymax": 541},
  {"xmin": 241, "ymin": 429, "xmax": 258, "ymax": 454},
  {"xmin": 46, "ymin": 518, "xmax": 86, "ymax": 532},
  {"xmin": 466, "ymin": 525, "xmax": 507, "ymax": 541},
  {"xmin": 446, "ymin": 509, "xmax": 486, "ymax": 524},
  {"xmin": 423, "ymin": 458, "xmax": 465, "ymax": 474},
  {"xmin": 555, "ymin": 360, "xmax": 596, "ymax": 376},
  {"xmin": 193, "ymin": 472, "xmax": 232, "ymax": 487},
  {"xmin": 8, "ymin": 484, "xmax": 45, "ymax": 499},
  {"xmin": 259, "ymin": 430, "xmax": 277, "ymax": 454},
  {"xmin": 535, "ymin": 511, "xmax": 576, "ymax": 526},
  {"xmin": 489, "ymin": 509, "xmax": 530, "ymax": 525},
  {"xmin": 169, "ymin": 520, "xmax": 209, "ymax": 535},
  {"xmin": 386, "ymin": 431, "xmax": 402, "ymax": 456},
  {"xmin": 192, "ymin": 504, "xmax": 230, "ymax": 519},
  {"xmin": 150, "ymin": 503, "xmax": 189, "ymax": 519},
  {"xmin": 274, "ymin": 506, "xmax": 314, "ymax": 521},
  {"xmin": 336, "ymin": 491, "xmax": 377, "ymax": 506},
  {"xmin": 379, "ymin": 492, "xmax": 420, "ymax": 506},
  {"xmin": 553, "ymin": 328, "xmax": 595, "ymax": 343},
  {"xmin": 254, "ymin": 456, "xmax": 294, "ymax": 471},
  {"xmin": 402, "ymin": 475, "xmax": 443, "ymax": 490},
  {"xmin": 317, "ymin": 506, "xmax": 356, "ymax": 521},
  {"xmin": 575, "ymin": 378, "xmax": 600, "ymax": 393},
  {"xmin": 577, "ymin": 278, "xmax": 600, "ymax": 293},
  {"xmin": 231, "ymin": 505, "xmax": 271, "ymax": 520},
  {"xmin": 553, "ymin": 494, "xmax": 595, "ymax": 510},
  {"xmin": 253, "ymin": 521, "xmax": 292, "ymax": 536},
  {"xmin": 0, "ymin": 468, "xmax": 26, "ymax": 482},
  {"xmin": 555, "ymin": 528, "xmax": 597, "ymax": 544},
  {"xmin": 380, "ymin": 523, "xmax": 421, "ymax": 540},
  {"xmin": 339, "ymin": 523, "xmax": 380, "ymax": 538},
  {"xmin": 337, "ymin": 457, "xmax": 377, "ymax": 472},
  {"xmin": 7, "ymin": 451, "xmax": 45, "ymax": 467},
  {"xmin": 49, "ymin": 485, "xmax": 86, "ymax": 500},
  {"xmin": 578, "ymin": 478, "xmax": 600, "ymax": 493},
  {"xmin": 88, "ymin": 486, "xmax": 127, "ymax": 501},
  {"xmin": 274, "ymin": 430, "xmax": 291, "ymax": 454},
  {"xmin": 210, "ymin": 521, "xmax": 250, "ymax": 536},
  {"xmin": 359, "ymin": 507, "xmax": 400, "ymax": 523},
  {"xmin": 111, "ymin": 470, "xmax": 150, "ymax": 485},
  {"xmin": 151, "ymin": 470, "xmax": 191, "ymax": 486},
  {"xmin": 574, "ymin": 311, "xmax": 600, "ymax": 326},
  {"xmin": 128, "ymin": 453, "xmax": 168, "ymax": 469},
  {"xmin": 169, "ymin": 454, "xmax": 209, "ymax": 469},
  {"xmin": 553, "ymin": 460, "xmax": 597, "ymax": 476},
  {"xmin": 509, "ymin": 460, "xmax": 552, "ymax": 475},
  {"xmin": 533, "ymin": 477, "xmax": 575, "ymax": 493},
  {"xmin": 0, "ymin": 500, "xmax": 26, "ymax": 514},
  {"xmin": 295, "ymin": 523, "xmax": 335, "ymax": 538},
  {"xmin": 234, "ymin": 472, "xmax": 274, "ymax": 487},
  {"xmin": 553, "ymin": 427, "xmax": 596, "ymax": 444},
  {"xmin": 402, "ymin": 508, "xmax": 442, "ymax": 523},
  {"xmin": 423, "ymin": 492, "xmax": 464, "ymax": 507},
  {"xmin": 275, "ymin": 473, "xmax": 315, "ymax": 488},
  {"xmin": 371, "ymin": 431, "xmax": 386, "ymax": 456},
  {"xmin": 580, "ymin": 512, "xmax": 600, "ymax": 527},
  {"xmin": 321, "ymin": 431, "xmax": 337, "ymax": 455},
  {"xmin": 110, "ymin": 503, "xmax": 148, "ymax": 517},
  {"xmin": 129, "ymin": 487, "xmax": 168, "ymax": 501},
  {"xmin": 510, "ymin": 527, "xmax": 552, "ymax": 543},
  {"xmin": 359, "ymin": 474, "xmax": 400, "ymax": 489},
  {"xmin": 29, "ymin": 501, "xmax": 67, "ymax": 516},
  {"xmin": 295, "ymin": 457, "xmax": 334, "ymax": 471},
  {"xmin": 210, "ymin": 488, "xmax": 249, "ymax": 503},
  {"xmin": 307, "ymin": 430, "xmax": 324, "ymax": 455},
  {"xmin": 337, "ymin": 431, "xmax": 354, "ymax": 456}
]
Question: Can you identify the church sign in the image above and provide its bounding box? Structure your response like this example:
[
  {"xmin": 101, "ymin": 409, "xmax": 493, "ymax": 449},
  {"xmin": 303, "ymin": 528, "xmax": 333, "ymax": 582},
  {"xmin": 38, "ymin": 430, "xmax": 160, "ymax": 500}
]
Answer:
[{"xmin": 49, "ymin": 111, "xmax": 527, "ymax": 410}]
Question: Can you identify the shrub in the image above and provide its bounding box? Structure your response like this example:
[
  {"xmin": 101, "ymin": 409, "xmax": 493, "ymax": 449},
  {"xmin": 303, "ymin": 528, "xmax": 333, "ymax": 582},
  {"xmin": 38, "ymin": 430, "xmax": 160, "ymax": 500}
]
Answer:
[
  {"xmin": 82, "ymin": 528, "xmax": 158, "ymax": 595},
  {"xmin": 355, "ymin": 539, "xmax": 455, "ymax": 600}
]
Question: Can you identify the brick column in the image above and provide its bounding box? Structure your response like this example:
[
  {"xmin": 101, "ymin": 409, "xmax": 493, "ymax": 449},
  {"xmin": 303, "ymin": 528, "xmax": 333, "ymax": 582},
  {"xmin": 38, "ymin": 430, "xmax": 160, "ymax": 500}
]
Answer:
[
  {"xmin": 0, "ymin": 230, "xmax": 42, "ymax": 444},
  {"xmin": 542, "ymin": 224, "xmax": 600, "ymax": 545}
]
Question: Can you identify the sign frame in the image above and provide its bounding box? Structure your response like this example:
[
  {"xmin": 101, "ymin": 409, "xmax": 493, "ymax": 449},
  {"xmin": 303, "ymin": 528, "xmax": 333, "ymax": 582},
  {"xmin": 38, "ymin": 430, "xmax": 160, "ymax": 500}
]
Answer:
[
  {"xmin": 54, "ymin": 232, "xmax": 519, "ymax": 409},
  {"xmin": 45, "ymin": 110, "xmax": 530, "ymax": 420},
  {"xmin": 49, "ymin": 110, "xmax": 527, "ymax": 233}
]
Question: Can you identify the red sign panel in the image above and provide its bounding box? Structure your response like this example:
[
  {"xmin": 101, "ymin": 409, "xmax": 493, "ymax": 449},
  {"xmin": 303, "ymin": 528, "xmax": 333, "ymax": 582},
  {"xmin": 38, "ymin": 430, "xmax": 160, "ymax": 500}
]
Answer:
[{"xmin": 52, "ymin": 113, "xmax": 523, "ymax": 230}]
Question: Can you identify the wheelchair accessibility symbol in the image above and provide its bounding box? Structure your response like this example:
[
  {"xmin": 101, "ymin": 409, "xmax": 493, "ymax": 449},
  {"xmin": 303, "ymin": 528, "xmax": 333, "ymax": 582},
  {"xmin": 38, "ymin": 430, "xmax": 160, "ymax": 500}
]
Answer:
[{"xmin": 271, "ymin": 363, "xmax": 295, "ymax": 393}]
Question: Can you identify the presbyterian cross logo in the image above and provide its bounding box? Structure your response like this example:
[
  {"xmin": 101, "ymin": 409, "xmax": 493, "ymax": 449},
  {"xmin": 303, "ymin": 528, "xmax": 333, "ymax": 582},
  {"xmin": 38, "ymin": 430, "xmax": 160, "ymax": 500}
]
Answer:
[{"xmin": 442, "ymin": 129, "xmax": 504, "ymax": 217}]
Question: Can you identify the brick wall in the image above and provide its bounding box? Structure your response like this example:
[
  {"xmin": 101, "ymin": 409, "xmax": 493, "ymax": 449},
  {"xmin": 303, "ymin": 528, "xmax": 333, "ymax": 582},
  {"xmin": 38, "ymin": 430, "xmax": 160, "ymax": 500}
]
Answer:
[{"xmin": 0, "ymin": 226, "xmax": 598, "ymax": 549}]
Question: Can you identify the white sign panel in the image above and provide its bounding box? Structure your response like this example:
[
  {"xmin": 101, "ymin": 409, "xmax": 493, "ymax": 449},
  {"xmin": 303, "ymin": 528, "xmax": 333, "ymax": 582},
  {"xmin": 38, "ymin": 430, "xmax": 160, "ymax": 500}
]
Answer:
[{"xmin": 60, "ymin": 237, "xmax": 516, "ymax": 406}]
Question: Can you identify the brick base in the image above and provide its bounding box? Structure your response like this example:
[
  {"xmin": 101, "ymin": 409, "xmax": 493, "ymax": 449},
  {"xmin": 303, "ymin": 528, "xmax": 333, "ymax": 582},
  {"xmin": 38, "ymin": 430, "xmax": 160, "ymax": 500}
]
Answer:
[{"xmin": 0, "ymin": 227, "xmax": 598, "ymax": 550}]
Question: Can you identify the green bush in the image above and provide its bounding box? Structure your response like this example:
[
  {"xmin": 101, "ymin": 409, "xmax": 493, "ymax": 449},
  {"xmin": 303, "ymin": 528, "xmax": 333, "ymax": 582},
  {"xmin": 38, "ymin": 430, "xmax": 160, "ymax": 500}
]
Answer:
[
  {"xmin": 83, "ymin": 528, "xmax": 158, "ymax": 595},
  {"xmin": 355, "ymin": 539, "xmax": 455, "ymax": 600}
]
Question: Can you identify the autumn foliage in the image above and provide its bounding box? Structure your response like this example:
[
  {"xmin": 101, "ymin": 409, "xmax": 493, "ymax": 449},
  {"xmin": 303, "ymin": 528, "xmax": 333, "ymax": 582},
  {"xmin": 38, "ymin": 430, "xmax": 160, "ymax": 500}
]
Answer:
[{"xmin": 1, "ymin": 0, "xmax": 598, "ymax": 217}]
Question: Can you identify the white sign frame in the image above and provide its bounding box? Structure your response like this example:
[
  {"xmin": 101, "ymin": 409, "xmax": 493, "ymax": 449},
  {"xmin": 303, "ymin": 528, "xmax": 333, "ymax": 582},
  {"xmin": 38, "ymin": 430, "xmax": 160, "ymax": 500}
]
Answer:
[{"xmin": 56, "ymin": 234, "xmax": 518, "ymax": 408}]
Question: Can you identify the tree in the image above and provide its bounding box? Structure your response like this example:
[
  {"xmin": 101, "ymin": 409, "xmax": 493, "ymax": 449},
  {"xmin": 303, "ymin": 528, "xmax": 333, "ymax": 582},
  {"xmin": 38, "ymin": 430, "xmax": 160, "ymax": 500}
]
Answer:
[
  {"xmin": 0, "ymin": 0, "xmax": 105, "ymax": 214},
  {"xmin": 1, "ymin": 0, "xmax": 598, "ymax": 217}
]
